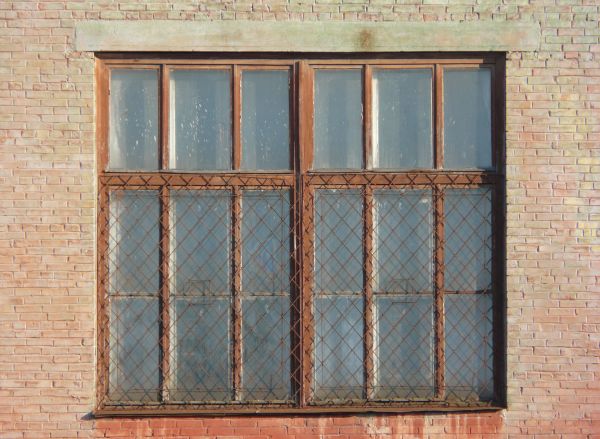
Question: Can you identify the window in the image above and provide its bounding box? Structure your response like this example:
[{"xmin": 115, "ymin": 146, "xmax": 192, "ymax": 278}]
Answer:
[{"xmin": 96, "ymin": 55, "xmax": 505, "ymax": 414}]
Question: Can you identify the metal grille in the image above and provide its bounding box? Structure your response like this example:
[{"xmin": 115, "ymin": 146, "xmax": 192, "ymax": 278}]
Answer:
[{"xmin": 98, "ymin": 175, "xmax": 499, "ymax": 411}]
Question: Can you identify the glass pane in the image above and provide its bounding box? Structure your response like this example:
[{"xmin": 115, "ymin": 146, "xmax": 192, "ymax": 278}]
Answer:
[
  {"xmin": 108, "ymin": 190, "xmax": 159, "ymax": 294},
  {"xmin": 372, "ymin": 69, "xmax": 432, "ymax": 169},
  {"xmin": 444, "ymin": 68, "xmax": 492, "ymax": 169},
  {"xmin": 171, "ymin": 296, "xmax": 231, "ymax": 401},
  {"xmin": 170, "ymin": 70, "xmax": 231, "ymax": 170},
  {"xmin": 374, "ymin": 295, "xmax": 434, "ymax": 399},
  {"xmin": 445, "ymin": 293, "xmax": 494, "ymax": 401},
  {"xmin": 109, "ymin": 297, "xmax": 160, "ymax": 402},
  {"xmin": 314, "ymin": 296, "xmax": 364, "ymax": 400},
  {"xmin": 171, "ymin": 190, "xmax": 231, "ymax": 295},
  {"xmin": 374, "ymin": 189, "xmax": 433, "ymax": 293},
  {"xmin": 242, "ymin": 297, "xmax": 291, "ymax": 401},
  {"xmin": 242, "ymin": 190, "xmax": 291, "ymax": 293},
  {"xmin": 445, "ymin": 188, "xmax": 492, "ymax": 291},
  {"xmin": 109, "ymin": 69, "xmax": 158, "ymax": 170},
  {"xmin": 315, "ymin": 189, "xmax": 363, "ymax": 293},
  {"xmin": 314, "ymin": 70, "xmax": 362, "ymax": 169},
  {"xmin": 241, "ymin": 70, "xmax": 290, "ymax": 170}
]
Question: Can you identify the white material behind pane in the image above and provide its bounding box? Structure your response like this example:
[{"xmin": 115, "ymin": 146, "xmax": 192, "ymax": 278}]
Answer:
[
  {"xmin": 443, "ymin": 68, "xmax": 492, "ymax": 169},
  {"xmin": 109, "ymin": 69, "xmax": 158, "ymax": 170},
  {"xmin": 241, "ymin": 70, "xmax": 290, "ymax": 170},
  {"xmin": 314, "ymin": 70, "xmax": 363, "ymax": 169},
  {"xmin": 170, "ymin": 70, "xmax": 231, "ymax": 170},
  {"xmin": 372, "ymin": 69, "xmax": 432, "ymax": 169}
]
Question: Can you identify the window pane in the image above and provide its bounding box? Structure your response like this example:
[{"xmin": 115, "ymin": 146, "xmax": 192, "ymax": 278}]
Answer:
[
  {"xmin": 108, "ymin": 190, "xmax": 159, "ymax": 294},
  {"xmin": 315, "ymin": 189, "xmax": 363, "ymax": 293},
  {"xmin": 109, "ymin": 297, "xmax": 160, "ymax": 402},
  {"xmin": 445, "ymin": 188, "xmax": 492, "ymax": 291},
  {"xmin": 171, "ymin": 190, "xmax": 231, "ymax": 295},
  {"xmin": 445, "ymin": 293, "xmax": 494, "ymax": 401},
  {"xmin": 444, "ymin": 69, "xmax": 492, "ymax": 169},
  {"xmin": 372, "ymin": 69, "xmax": 432, "ymax": 169},
  {"xmin": 109, "ymin": 69, "xmax": 158, "ymax": 170},
  {"xmin": 374, "ymin": 189, "xmax": 433, "ymax": 293},
  {"xmin": 242, "ymin": 190, "xmax": 291, "ymax": 293},
  {"xmin": 171, "ymin": 296, "xmax": 231, "ymax": 401},
  {"xmin": 314, "ymin": 70, "xmax": 362, "ymax": 169},
  {"xmin": 314, "ymin": 296, "xmax": 364, "ymax": 400},
  {"xmin": 241, "ymin": 70, "xmax": 290, "ymax": 170},
  {"xmin": 374, "ymin": 295, "xmax": 434, "ymax": 399},
  {"xmin": 242, "ymin": 297, "xmax": 291, "ymax": 401},
  {"xmin": 170, "ymin": 70, "xmax": 231, "ymax": 170}
]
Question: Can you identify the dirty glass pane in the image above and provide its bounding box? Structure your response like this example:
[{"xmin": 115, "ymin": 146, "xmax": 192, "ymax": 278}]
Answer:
[
  {"xmin": 109, "ymin": 69, "xmax": 158, "ymax": 170},
  {"xmin": 242, "ymin": 296, "xmax": 291, "ymax": 401},
  {"xmin": 373, "ymin": 189, "xmax": 433, "ymax": 293},
  {"xmin": 315, "ymin": 189, "xmax": 363, "ymax": 293},
  {"xmin": 445, "ymin": 188, "xmax": 492, "ymax": 291},
  {"xmin": 242, "ymin": 190, "xmax": 291, "ymax": 293},
  {"xmin": 372, "ymin": 69, "xmax": 432, "ymax": 169},
  {"xmin": 374, "ymin": 295, "xmax": 434, "ymax": 399},
  {"xmin": 171, "ymin": 296, "xmax": 231, "ymax": 401},
  {"xmin": 170, "ymin": 70, "xmax": 231, "ymax": 170},
  {"xmin": 171, "ymin": 190, "xmax": 231, "ymax": 295},
  {"xmin": 109, "ymin": 297, "xmax": 160, "ymax": 402},
  {"xmin": 108, "ymin": 190, "xmax": 159, "ymax": 295},
  {"xmin": 445, "ymin": 293, "xmax": 494, "ymax": 401},
  {"xmin": 314, "ymin": 296, "xmax": 364, "ymax": 400},
  {"xmin": 444, "ymin": 68, "xmax": 492, "ymax": 169},
  {"xmin": 314, "ymin": 70, "xmax": 362, "ymax": 169},
  {"xmin": 241, "ymin": 70, "xmax": 290, "ymax": 170}
]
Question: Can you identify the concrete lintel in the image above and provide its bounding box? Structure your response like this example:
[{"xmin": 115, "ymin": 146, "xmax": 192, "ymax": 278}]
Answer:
[{"xmin": 75, "ymin": 20, "xmax": 540, "ymax": 53}]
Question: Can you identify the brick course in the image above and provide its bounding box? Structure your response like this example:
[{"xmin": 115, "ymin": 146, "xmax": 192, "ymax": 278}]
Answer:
[{"xmin": 0, "ymin": 0, "xmax": 599, "ymax": 437}]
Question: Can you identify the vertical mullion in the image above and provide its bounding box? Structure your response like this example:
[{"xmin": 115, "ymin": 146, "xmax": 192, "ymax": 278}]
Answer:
[
  {"xmin": 160, "ymin": 65, "xmax": 170, "ymax": 170},
  {"xmin": 363, "ymin": 65, "xmax": 372, "ymax": 170},
  {"xmin": 97, "ymin": 185, "xmax": 110, "ymax": 407},
  {"xmin": 232, "ymin": 187, "xmax": 242, "ymax": 400},
  {"xmin": 299, "ymin": 61, "xmax": 313, "ymax": 174},
  {"xmin": 298, "ymin": 60, "xmax": 314, "ymax": 406},
  {"xmin": 300, "ymin": 182, "xmax": 314, "ymax": 406},
  {"xmin": 363, "ymin": 186, "xmax": 374, "ymax": 400},
  {"xmin": 233, "ymin": 66, "xmax": 241, "ymax": 170},
  {"xmin": 434, "ymin": 65, "xmax": 444, "ymax": 170},
  {"xmin": 434, "ymin": 186, "xmax": 445, "ymax": 399},
  {"xmin": 159, "ymin": 186, "xmax": 171, "ymax": 402}
]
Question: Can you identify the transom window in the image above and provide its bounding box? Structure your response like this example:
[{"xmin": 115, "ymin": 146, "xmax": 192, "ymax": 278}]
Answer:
[{"xmin": 96, "ymin": 55, "xmax": 505, "ymax": 414}]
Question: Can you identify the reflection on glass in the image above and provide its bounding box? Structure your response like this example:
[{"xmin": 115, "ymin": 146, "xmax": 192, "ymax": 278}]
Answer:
[
  {"xmin": 372, "ymin": 69, "xmax": 432, "ymax": 169},
  {"xmin": 241, "ymin": 70, "xmax": 290, "ymax": 170},
  {"xmin": 374, "ymin": 189, "xmax": 433, "ymax": 293},
  {"xmin": 170, "ymin": 70, "xmax": 231, "ymax": 170},
  {"xmin": 445, "ymin": 188, "xmax": 492, "ymax": 291},
  {"xmin": 445, "ymin": 293, "xmax": 494, "ymax": 400},
  {"xmin": 242, "ymin": 297, "xmax": 291, "ymax": 401},
  {"xmin": 171, "ymin": 297, "xmax": 231, "ymax": 401},
  {"xmin": 314, "ymin": 70, "xmax": 362, "ymax": 169},
  {"xmin": 109, "ymin": 297, "xmax": 160, "ymax": 402},
  {"xmin": 374, "ymin": 295, "xmax": 434, "ymax": 399},
  {"xmin": 444, "ymin": 69, "xmax": 492, "ymax": 169},
  {"xmin": 171, "ymin": 190, "xmax": 231, "ymax": 295},
  {"xmin": 109, "ymin": 69, "xmax": 158, "ymax": 170},
  {"xmin": 108, "ymin": 190, "xmax": 159, "ymax": 294},
  {"xmin": 314, "ymin": 296, "xmax": 364, "ymax": 400},
  {"xmin": 315, "ymin": 189, "xmax": 363, "ymax": 293}
]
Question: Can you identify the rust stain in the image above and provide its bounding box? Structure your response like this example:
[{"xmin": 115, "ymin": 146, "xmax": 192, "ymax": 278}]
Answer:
[{"xmin": 358, "ymin": 29, "xmax": 374, "ymax": 51}]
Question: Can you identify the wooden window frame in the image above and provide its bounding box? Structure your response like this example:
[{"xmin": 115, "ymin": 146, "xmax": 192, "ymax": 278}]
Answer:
[{"xmin": 95, "ymin": 53, "xmax": 506, "ymax": 416}]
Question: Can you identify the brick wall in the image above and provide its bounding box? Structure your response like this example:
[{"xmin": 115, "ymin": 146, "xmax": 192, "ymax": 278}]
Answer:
[{"xmin": 0, "ymin": 1, "xmax": 598, "ymax": 438}]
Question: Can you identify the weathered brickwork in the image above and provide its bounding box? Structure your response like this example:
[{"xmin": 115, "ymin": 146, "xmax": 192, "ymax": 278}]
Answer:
[{"xmin": 0, "ymin": 1, "xmax": 598, "ymax": 438}]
